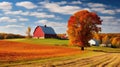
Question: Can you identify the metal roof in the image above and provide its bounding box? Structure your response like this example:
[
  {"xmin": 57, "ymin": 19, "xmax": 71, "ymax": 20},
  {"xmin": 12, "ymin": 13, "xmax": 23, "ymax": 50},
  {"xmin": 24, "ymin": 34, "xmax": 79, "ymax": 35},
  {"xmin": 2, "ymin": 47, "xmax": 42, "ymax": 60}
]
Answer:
[{"xmin": 40, "ymin": 26, "xmax": 56, "ymax": 34}]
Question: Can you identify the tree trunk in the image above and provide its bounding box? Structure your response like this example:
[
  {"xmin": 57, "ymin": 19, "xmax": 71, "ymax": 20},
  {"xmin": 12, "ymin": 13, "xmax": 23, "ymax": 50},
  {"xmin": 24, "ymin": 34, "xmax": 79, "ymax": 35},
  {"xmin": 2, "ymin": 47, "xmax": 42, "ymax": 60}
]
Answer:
[{"xmin": 81, "ymin": 47, "xmax": 84, "ymax": 50}]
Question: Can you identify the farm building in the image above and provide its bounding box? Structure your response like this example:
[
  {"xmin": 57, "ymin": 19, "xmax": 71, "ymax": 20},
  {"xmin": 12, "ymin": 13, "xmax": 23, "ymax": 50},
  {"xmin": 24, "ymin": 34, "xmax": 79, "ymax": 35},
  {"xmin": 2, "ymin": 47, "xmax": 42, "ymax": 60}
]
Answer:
[
  {"xmin": 88, "ymin": 39, "xmax": 100, "ymax": 46},
  {"xmin": 33, "ymin": 25, "xmax": 57, "ymax": 38}
]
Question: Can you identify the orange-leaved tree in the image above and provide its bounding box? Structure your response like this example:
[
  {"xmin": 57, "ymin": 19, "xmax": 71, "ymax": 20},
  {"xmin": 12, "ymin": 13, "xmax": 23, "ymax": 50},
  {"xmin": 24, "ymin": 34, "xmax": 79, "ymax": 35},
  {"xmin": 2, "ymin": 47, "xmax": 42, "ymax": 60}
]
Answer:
[{"xmin": 67, "ymin": 10, "xmax": 102, "ymax": 50}]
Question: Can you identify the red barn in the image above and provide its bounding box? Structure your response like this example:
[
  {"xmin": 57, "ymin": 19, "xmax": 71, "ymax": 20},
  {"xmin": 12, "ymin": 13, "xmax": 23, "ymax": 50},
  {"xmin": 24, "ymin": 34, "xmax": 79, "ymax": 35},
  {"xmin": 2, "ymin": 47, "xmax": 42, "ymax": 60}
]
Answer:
[{"xmin": 33, "ymin": 25, "xmax": 57, "ymax": 38}]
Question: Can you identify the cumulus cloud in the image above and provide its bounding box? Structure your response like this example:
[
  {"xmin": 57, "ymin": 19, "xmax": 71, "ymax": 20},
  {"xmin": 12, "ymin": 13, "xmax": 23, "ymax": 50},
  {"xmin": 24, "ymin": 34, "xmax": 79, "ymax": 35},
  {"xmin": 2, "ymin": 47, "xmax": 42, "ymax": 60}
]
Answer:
[
  {"xmin": 100, "ymin": 16, "xmax": 120, "ymax": 33},
  {"xmin": 116, "ymin": 19, "xmax": 120, "ymax": 22},
  {"xmin": 4, "ymin": 25, "xmax": 24, "ymax": 28},
  {"xmin": 91, "ymin": 8, "xmax": 105, "ymax": 12},
  {"xmin": 29, "ymin": 12, "xmax": 55, "ymax": 18},
  {"xmin": 0, "ymin": 2, "xmax": 12, "ymax": 10},
  {"xmin": 87, "ymin": 3, "xmax": 106, "ymax": 8},
  {"xmin": 101, "ymin": 16, "xmax": 115, "ymax": 23},
  {"xmin": 70, "ymin": 1, "xmax": 82, "ymax": 4},
  {"xmin": 16, "ymin": 1, "xmax": 37, "ymax": 9},
  {"xmin": 0, "ymin": 25, "xmax": 25, "ymax": 35},
  {"xmin": 36, "ymin": 19, "xmax": 66, "ymax": 27},
  {"xmin": 4, "ymin": 10, "xmax": 55, "ymax": 18},
  {"xmin": 5, "ymin": 10, "xmax": 30, "ymax": 16},
  {"xmin": 101, "ymin": 25, "xmax": 120, "ymax": 33},
  {"xmin": 91, "ymin": 8, "xmax": 115, "ymax": 15},
  {"xmin": 55, "ymin": 1, "xmax": 67, "ymax": 5},
  {"xmin": 101, "ymin": 16, "xmax": 115, "ymax": 20},
  {"xmin": 35, "ymin": 19, "xmax": 67, "ymax": 33},
  {"xmin": 18, "ymin": 17, "xmax": 29, "ymax": 22},
  {"xmin": 86, "ymin": 2, "xmax": 116, "ymax": 15},
  {"xmin": 116, "ymin": 9, "xmax": 120, "ymax": 12},
  {"xmin": 0, "ymin": 17, "xmax": 17, "ymax": 23},
  {"xmin": 5, "ymin": 10, "xmax": 23, "ymax": 15},
  {"xmin": 40, "ymin": 2, "xmax": 81, "ymax": 15},
  {"xmin": 100, "ymin": 16, "xmax": 120, "ymax": 26},
  {"xmin": 101, "ymin": 10, "xmax": 115, "ymax": 15}
]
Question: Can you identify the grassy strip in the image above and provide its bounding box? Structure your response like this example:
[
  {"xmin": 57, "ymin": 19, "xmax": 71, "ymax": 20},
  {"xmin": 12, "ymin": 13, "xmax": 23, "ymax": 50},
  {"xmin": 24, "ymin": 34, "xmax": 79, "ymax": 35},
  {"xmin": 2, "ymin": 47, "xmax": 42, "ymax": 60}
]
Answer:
[
  {"xmin": 87, "ymin": 46, "xmax": 120, "ymax": 53},
  {"xmin": 6, "ymin": 38, "xmax": 68, "ymax": 46}
]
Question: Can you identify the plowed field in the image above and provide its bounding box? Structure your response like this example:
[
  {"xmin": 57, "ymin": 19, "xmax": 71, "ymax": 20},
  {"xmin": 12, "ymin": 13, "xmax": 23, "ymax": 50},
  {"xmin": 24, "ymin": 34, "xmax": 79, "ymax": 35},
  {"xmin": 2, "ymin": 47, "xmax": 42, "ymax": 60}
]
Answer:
[{"xmin": 0, "ymin": 40, "xmax": 82, "ymax": 62}]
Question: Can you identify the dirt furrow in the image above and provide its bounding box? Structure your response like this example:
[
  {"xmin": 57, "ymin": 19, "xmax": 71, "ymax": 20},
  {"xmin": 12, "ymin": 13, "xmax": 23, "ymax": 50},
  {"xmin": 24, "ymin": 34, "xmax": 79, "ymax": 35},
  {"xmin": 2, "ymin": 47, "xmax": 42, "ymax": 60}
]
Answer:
[
  {"xmin": 97, "ymin": 55, "xmax": 117, "ymax": 67},
  {"xmin": 53, "ymin": 53, "xmax": 110, "ymax": 67},
  {"xmin": 90, "ymin": 56, "xmax": 112, "ymax": 67},
  {"xmin": 103, "ymin": 53, "xmax": 120, "ymax": 67},
  {"xmin": 78, "ymin": 54, "xmax": 111, "ymax": 67},
  {"xmin": 113, "ymin": 59, "xmax": 120, "ymax": 67}
]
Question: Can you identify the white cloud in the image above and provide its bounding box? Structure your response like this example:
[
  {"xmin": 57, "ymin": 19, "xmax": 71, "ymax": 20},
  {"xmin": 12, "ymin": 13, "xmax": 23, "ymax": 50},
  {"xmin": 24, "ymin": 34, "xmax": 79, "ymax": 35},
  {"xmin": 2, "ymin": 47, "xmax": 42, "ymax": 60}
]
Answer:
[
  {"xmin": 101, "ymin": 25, "xmax": 120, "ymax": 33},
  {"xmin": 101, "ymin": 10, "xmax": 115, "ymax": 15},
  {"xmin": 4, "ymin": 10, "xmax": 30, "ymax": 16},
  {"xmin": 0, "ymin": 2, "xmax": 12, "ymax": 10},
  {"xmin": 0, "ymin": 25, "xmax": 26, "ymax": 35},
  {"xmin": 4, "ymin": 25, "xmax": 24, "ymax": 28},
  {"xmin": 70, "ymin": 1, "xmax": 82, "ymax": 4},
  {"xmin": 101, "ymin": 16, "xmax": 115, "ymax": 23},
  {"xmin": 117, "ymin": 19, "xmax": 120, "ymax": 22},
  {"xmin": 5, "ymin": 10, "xmax": 22, "ymax": 15},
  {"xmin": 86, "ymin": 3, "xmax": 116, "ymax": 15},
  {"xmin": 55, "ymin": 1, "xmax": 67, "ymax": 5},
  {"xmin": 36, "ymin": 19, "xmax": 66, "ymax": 27},
  {"xmin": 101, "ymin": 16, "xmax": 115, "ymax": 19},
  {"xmin": 100, "ymin": 16, "xmax": 120, "ymax": 25},
  {"xmin": 91, "ymin": 8, "xmax": 115, "ymax": 15},
  {"xmin": 91, "ymin": 8, "xmax": 105, "ymax": 12},
  {"xmin": 4, "ymin": 10, "xmax": 55, "ymax": 18},
  {"xmin": 21, "ymin": 11, "xmax": 30, "ymax": 15},
  {"xmin": 18, "ymin": 17, "xmax": 29, "ymax": 22},
  {"xmin": 35, "ymin": 19, "xmax": 67, "ymax": 33},
  {"xmin": 16, "ymin": 1, "xmax": 37, "ymax": 9},
  {"xmin": 30, "ymin": 12, "xmax": 55, "ymax": 18},
  {"xmin": 100, "ymin": 16, "xmax": 120, "ymax": 33},
  {"xmin": 87, "ymin": 3, "xmax": 106, "ymax": 8},
  {"xmin": 0, "ymin": 17, "xmax": 17, "ymax": 23},
  {"xmin": 42, "ymin": 2, "xmax": 81, "ymax": 15},
  {"xmin": 37, "ymin": 9, "xmax": 43, "ymax": 11},
  {"xmin": 83, "ymin": 8, "xmax": 91, "ymax": 11},
  {"xmin": 116, "ymin": 9, "xmax": 120, "ymax": 12}
]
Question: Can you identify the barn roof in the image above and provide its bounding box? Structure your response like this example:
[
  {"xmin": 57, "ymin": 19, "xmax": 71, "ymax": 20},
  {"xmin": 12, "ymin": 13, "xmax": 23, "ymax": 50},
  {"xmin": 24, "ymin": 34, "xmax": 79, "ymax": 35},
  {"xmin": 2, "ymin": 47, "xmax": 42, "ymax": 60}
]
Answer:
[{"xmin": 39, "ymin": 26, "xmax": 56, "ymax": 34}]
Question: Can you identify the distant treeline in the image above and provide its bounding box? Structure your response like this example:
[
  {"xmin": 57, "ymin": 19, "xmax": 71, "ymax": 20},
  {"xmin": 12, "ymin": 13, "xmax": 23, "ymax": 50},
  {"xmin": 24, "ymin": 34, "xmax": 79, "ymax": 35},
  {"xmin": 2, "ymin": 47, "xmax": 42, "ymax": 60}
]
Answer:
[
  {"xmin": 93, "ymin": 33, "xmax": 120, "ymax": 48},
  {"xmin": 99, "ymin": 33, "xmax": 120, "ymax": 38},
  {"xmin": 0, "ymin": 33, "xmax": 25, "ymax": 39},
  {"xmin": 57, "ymin": 34, "xmax": 68, "ymax": 40}
]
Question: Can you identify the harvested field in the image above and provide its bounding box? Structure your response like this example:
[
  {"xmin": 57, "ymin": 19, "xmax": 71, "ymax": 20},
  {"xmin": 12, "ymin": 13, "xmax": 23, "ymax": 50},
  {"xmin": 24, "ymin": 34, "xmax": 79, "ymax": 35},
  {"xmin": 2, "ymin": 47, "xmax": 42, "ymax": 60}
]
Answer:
[
  {"xmin": 10, "ymin": 53, "xmax": 120, "ymax": 67},
  {"xmin": 52, "ymin": 53, "xmax": 120, "ymax": 67},
  {"xmin": 0, "ymin": 40, "xmax": 83, "ymax": 62}
]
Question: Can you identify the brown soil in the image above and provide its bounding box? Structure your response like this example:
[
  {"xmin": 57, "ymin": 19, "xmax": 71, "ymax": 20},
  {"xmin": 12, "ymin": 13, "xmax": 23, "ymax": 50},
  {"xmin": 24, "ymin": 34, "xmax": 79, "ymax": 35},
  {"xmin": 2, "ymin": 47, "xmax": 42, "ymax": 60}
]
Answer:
[{"xmin": 0, "ymin": 40, "xmax": 83, "ymax": 62}]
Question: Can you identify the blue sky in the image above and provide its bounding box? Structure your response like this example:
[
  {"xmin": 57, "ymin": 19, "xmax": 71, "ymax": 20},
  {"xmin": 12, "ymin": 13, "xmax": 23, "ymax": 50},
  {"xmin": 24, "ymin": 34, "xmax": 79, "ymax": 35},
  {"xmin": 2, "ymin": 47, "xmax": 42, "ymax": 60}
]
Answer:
[{"xmin": 0, "ymin": 0, "xmax": 120, "ymax": 35}]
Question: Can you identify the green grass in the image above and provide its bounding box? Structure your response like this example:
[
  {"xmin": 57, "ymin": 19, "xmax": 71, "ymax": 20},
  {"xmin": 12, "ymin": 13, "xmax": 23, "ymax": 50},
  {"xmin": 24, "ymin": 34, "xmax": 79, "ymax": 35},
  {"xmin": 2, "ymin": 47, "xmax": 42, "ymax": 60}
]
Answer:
[{"xmin": 6, "ymin": 38, "xmax": 69, "ymax": 46}]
